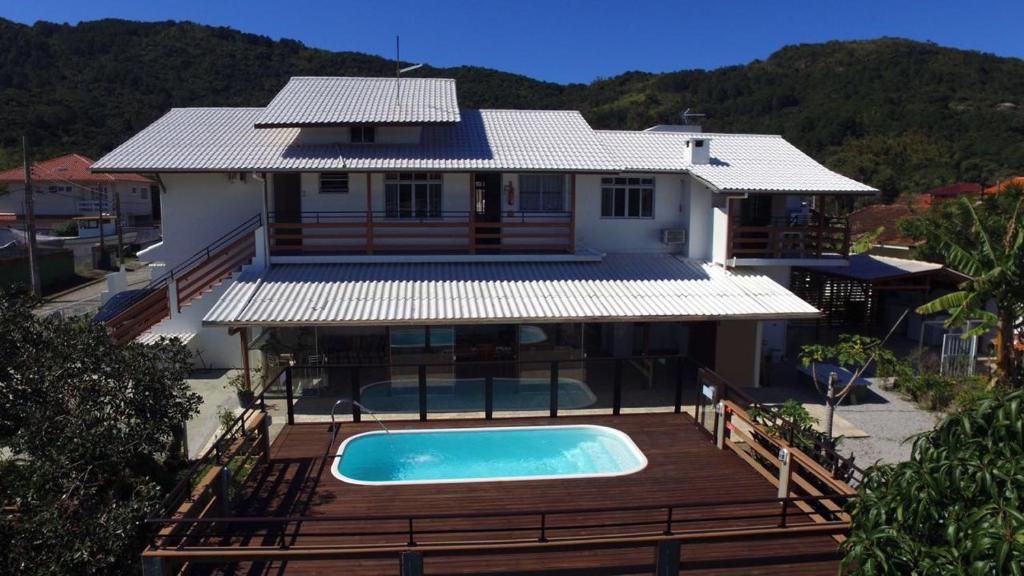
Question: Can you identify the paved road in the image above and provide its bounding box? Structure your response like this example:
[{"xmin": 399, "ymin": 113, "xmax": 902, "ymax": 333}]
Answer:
[{"xmin": 34, "ymin": 264, "xmax": 154, "ymax": 318}]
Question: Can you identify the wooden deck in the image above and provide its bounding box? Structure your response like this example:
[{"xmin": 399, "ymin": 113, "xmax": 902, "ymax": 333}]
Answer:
[{"xmin": 183, "ymin": 413, "xmax": 844, "ymax": 575}]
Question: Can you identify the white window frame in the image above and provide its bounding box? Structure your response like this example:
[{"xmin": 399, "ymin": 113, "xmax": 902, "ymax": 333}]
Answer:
[
  {"xmin": 518, "ymin": 174, "xmax": 565, "ymax": 212},
  {"xmin": 319, "ymin": 173, "xmax": 349, "ymax": 194},
  {"xmin": 600, "ymin": 176, "xmax": 655, "ymax": 219},
  {"xmin": 384, "ymin": 172, "xmax": 443, "ymax": 218}
]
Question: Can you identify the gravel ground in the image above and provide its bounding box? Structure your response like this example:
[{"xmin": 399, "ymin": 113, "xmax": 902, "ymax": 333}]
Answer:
[
  {"xmin": 832, "ymin": 382, "xmax": 941, "ymax": 466},
  {"xmin": 751, "ymin": 362, "xmax": 942, "ymax": 467}
]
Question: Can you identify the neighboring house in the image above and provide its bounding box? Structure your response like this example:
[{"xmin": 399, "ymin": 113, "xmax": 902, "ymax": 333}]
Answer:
[
  {"xmin": 984, "ymin": 176, "xmax": 1024, "ymax": 195},
  {"xmin": 922, "ymin": 182, "xmax": 983, "ymax": 205},
  {"xmin": 0, "ymin": 154, "xmax": 155, "ymax": 230},
  {"xmin": 848, "ymin": 201, "xmax": 923, "ymax": 255},
  {"xmin": 91, "ymin": 76, "xmax": 876, "ymax": 390}
]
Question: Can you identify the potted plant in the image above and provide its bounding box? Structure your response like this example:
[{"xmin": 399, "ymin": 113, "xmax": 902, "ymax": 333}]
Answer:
[{"xmin": 226, "ymin": 366, "xmax": 262, "ymax": 407}]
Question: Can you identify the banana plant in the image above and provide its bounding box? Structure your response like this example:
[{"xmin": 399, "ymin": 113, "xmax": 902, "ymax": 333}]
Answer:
[{"xmin": 916, "ymin": 196, "xmax": 1024, "ymax": 386}]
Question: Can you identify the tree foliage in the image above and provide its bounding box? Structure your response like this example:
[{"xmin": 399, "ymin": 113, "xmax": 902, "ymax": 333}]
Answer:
[
  {"xmin": 0, "ymin": 291, "xmax": 201, "ymax": 575},
  {"xmin": 913, "ymin": 193, "xmax": 1024, "ymax": 383},
  {"xmin": 3, "ymin": 19, "xmax": 1024, "ymax": 198},
  {"xmin": 842, "ymin": 389, "xmax": 1024, "ymax": 574}
]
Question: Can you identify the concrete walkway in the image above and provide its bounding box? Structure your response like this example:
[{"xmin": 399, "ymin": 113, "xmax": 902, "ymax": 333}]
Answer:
[{"xmin": 184, "ymin": 369, "xmax": 239, "ymax": 458}]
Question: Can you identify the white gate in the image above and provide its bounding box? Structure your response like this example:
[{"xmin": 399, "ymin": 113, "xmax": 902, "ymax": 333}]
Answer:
[{"xmin": 940, "ymin": 331, "xmax": 977, "ymax": 377}]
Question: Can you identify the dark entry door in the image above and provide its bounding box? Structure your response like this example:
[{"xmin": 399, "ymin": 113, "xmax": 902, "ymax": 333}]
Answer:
[
  {"xmin": 473, "ymin": 173, "xmax": 502, "ymax": 248},
  {"xmin": 272, "ymin": 173, "xmax": 302, "ymax": 249}
]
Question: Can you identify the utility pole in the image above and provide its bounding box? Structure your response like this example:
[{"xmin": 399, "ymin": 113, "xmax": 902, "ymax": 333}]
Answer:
[
  {"xmin": 97, "ymin": 186, "xmax": 107, "ymax": 270},
  {"xmin": 21, "ymin": 136, "xmax": 41, "ymax": 298},
  {"xmin": 114, "ymin": 187, "xmax": 124, "ymax": 267}
]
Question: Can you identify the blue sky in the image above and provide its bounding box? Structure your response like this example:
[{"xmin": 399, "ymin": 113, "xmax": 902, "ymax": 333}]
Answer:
[{"xmin": 5, "ymin": 0, "xmax": 1024, "ymax": 83}]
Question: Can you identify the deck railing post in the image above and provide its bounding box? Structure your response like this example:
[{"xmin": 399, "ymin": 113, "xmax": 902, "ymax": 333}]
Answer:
[
  {"xmin": 673, "ymin": 357, "xmax": 684, "ymax": 414},
  {"xmin": 259, "ymin": 411, "xmax": 271, "ymax": 464},
  {"xmin": 400, "ymin": 551, "xmax": 423, "ymax": 576},
  {"xmin": 715, "ymin": 401, "xmax": 726, "ymax": 449},
  {"xmin": 777, "ymin": 448, "xmax": 792, "ymax": 499},
  {"xmin": 549, "ymin": 361, "xmax": 559, "ymax": 418},
  {"xmin": 779, "ymin": 497, "xmax": 790, "ymax": 528},
  {"xmin": 485, "ymin": 375, "xmax": 494, "ymax": 419},
  {"xmin": 613, "ymin": 359, "xmax": 623, "ymax": 415},
  {"xmin": 218, "ymin": 466, "xmax": 233, "ymax": 516},
  {"xmin": 351, "ymin": 367, "xmax": 362, "ymax": 423},
  {"xmin": 654, "ymin": 540, "xmax": 681, "ymax": 576},
  {"xmin": 418, "ymin": 365, "xmax": 427, "ymax": 421},
  {"xmin": 284, "ymin": 366, "xmax": 295, "ymax": 426}
]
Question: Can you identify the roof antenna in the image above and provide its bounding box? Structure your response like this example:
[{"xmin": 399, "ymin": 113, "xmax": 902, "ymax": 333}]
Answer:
[
  {"xmin": 394, "ymin": 35, "xmax": 423, "ymax": 109},
  {"xmin": 681, "ymin": 108, "xmax": 705, "ymax": 125}
]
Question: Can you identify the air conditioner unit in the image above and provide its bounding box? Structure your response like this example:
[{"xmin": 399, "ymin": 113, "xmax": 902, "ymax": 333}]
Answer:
[{"xmin": 661, "ymin": 228, "xmax": 687, "ymax": 245}]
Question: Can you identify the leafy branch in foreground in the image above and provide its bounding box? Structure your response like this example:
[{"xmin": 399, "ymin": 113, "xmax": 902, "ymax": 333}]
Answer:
[
  {"xmin": 842, "ymin": 389, "xmax": 1024, "ymax": 575},
  {"xmin": 0, "ymin": 290, "xmax": 201, "ymax": 576},
  {"xmin": 915, "ymin": 194, "xmax": 1024, "ymax": 386}
]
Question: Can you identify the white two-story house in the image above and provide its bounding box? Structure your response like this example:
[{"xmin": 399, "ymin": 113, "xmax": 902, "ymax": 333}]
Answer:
[{"xmin": 91, "ymin": 76, "xmax": 874, "ymax": 411}]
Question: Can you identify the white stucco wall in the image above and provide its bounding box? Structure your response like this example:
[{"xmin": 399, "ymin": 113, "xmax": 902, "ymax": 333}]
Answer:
[
  {"xmin": 686, "ymin": 177, "xmax": 715, "ymax": 260},
  {"xmin": 573, "ymin": 173, "xmax": 689, "ymax": 254},
  {"xmin": 147, "ymin": 173, "xmax": 264, "ymax": 267},
  {"xmin": 710, "ymin": 195, "xmax": 730, "ymax": 265}
]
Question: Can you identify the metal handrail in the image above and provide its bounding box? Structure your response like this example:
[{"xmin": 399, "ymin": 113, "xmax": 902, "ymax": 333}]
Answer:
[{"xmin": 94, "ymin": 213, "xmax": 262, "ymax": 322}]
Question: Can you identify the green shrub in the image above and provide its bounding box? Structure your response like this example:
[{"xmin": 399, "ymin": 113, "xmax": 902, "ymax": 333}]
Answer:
[
  {"xmin": 843, "ymin": 389, "xmax": 1024, "ymax": 574},
  {"xmin": 50, "ymin": 220, "xmax": 78, "ymax": 237}
]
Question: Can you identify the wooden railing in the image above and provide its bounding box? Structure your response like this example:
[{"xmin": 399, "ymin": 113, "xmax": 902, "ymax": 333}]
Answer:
[
  {"xmin": 153, "ymin": 371, "xmax": 278, "ymax": 550},
  {"xmin": 695, "ymin": 367, "xmax": 864, "ymax": 487},
  {"xmin": 727, "ymin": 216, "xmax": 850, "ymax": 260},
  {"xmin": 142, "ymin": 493, "xmax": 852, "ymax": 574},
  {"xmin": 96, "ymin": 215, "xmax": 260, "ymax": 342},
  {"xmin": 268, "ymin": 210, "xmax": 574, "ymax": 255},
  {"xmin": 105, "ymin": 286, "xmax": 170, "ymax": 345}
]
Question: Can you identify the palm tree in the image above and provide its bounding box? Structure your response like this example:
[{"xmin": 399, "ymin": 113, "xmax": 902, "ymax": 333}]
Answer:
[{"xmin": 916, "ymin": 196, "xmax": 1024, "ymax": 385}]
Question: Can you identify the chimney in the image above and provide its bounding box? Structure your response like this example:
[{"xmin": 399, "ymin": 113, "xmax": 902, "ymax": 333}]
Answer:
[{"xmin": 684, "ymin": 136, "xmax": 710, "ymax": 165}]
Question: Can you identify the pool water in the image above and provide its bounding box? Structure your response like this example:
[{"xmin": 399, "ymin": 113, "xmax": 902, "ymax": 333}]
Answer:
[
  {"xmin": 359, "ymin": 378, "xmax": 597, "ymax": 412},
  {"xmin": 334, "ymin": 425, "xmax": 647, "ymax": 485}
]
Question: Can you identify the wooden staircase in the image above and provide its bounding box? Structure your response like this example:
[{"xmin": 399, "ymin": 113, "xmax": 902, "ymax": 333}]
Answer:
[{"xmin": 98, "ymin": 214, "xmax": 262, "ymax": 345}]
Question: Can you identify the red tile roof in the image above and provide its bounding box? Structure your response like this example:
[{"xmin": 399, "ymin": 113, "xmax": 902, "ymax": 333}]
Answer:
[
  {"xmin": 983, "ymin": 177, "xmax": 1024, "ymax": 195},
  {"xmin": 0, "ymin": 154, "xmax": 151, "ymax": 184},
  {"xmin": 924, "ymin": 182, "xmax": 983, "ymax": 204},
  {"xmin": 848, "ymin": 202, "xmax": 923, "ymax": 247}
]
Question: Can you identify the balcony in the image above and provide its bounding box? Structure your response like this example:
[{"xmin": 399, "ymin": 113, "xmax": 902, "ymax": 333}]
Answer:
[
  {"xmin": 268, "ymin": 210, "xmax": 575, "ymax": 256},
  {"xmin": 727, "ymin": 215, "xmax": 850, "ymax": 261}
]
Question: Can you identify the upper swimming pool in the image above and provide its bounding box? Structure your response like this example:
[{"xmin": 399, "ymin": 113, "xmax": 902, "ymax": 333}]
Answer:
[
  {"xmin": 333, "ymin": 424, "xmax": 647, "ymax": 485},
  {"xmin": 359, "ymin": 377, "xmax": 597, "ymax": 412}
]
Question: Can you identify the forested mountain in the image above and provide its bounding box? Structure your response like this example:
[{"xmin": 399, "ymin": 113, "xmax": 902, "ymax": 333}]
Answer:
[{"xmin": 3, "ymin": 17, "xmax": 1024, "ymax": 200}]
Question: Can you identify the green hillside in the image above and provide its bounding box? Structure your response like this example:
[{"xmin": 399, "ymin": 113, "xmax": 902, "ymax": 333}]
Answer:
[{"xmin": 2, "ymin": 18, "xmax": 1024, "ymax": 199}]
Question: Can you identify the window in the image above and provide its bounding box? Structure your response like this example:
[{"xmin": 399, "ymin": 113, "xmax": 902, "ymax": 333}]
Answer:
[
  {"xmin": 319, "ymin": 173, "xmax": 349, "ymax": 194},
  {"xmin": 518, "ymin": 174, "xmax": 564, "ymax": 212},
  {"xmin": 351, "ymin": 126, "xmax": 376, "ymax": 143},
  {"xmin": 600, "ymin": 176, "xmax": 654, "ymax": 218},
  {"xmin": 48, "ymin": 185, "xmax": 72, "ymax": 194},
  {"xmin": 140, "ymin": 187, "xmax": 149, "ymax": 200},
  {"xmin": 384, "ymin": 172, "xmax": 442, "ymax": 218}
]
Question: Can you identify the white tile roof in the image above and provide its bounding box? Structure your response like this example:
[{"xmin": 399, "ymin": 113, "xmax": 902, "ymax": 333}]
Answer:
[
  {"xmin": 93, "ymin": 108, "xmax": 619, "ymax": 172},
  {"xmin": 203, "ymin": 255, "xmax": 819, "ymax": 325},
  {"xmin": 597, "ymin": 130, "xmax": 877, "ymax": 194},
  {"xmin": 254, "ymin": 77, "xmax": 460, "ymax": 126}
]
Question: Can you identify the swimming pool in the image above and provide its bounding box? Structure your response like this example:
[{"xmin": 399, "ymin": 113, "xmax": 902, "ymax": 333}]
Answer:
[
  {"xmin": 333, "ymin": 425, "xmax": 647, "ymax": 485},
  {"xmin": 389, "ymin": 325, "xmax": 548, "ymax": 348},
  {"xmin": 359, "ymin": 377, "xmax": 597, "ymax": 412}
]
